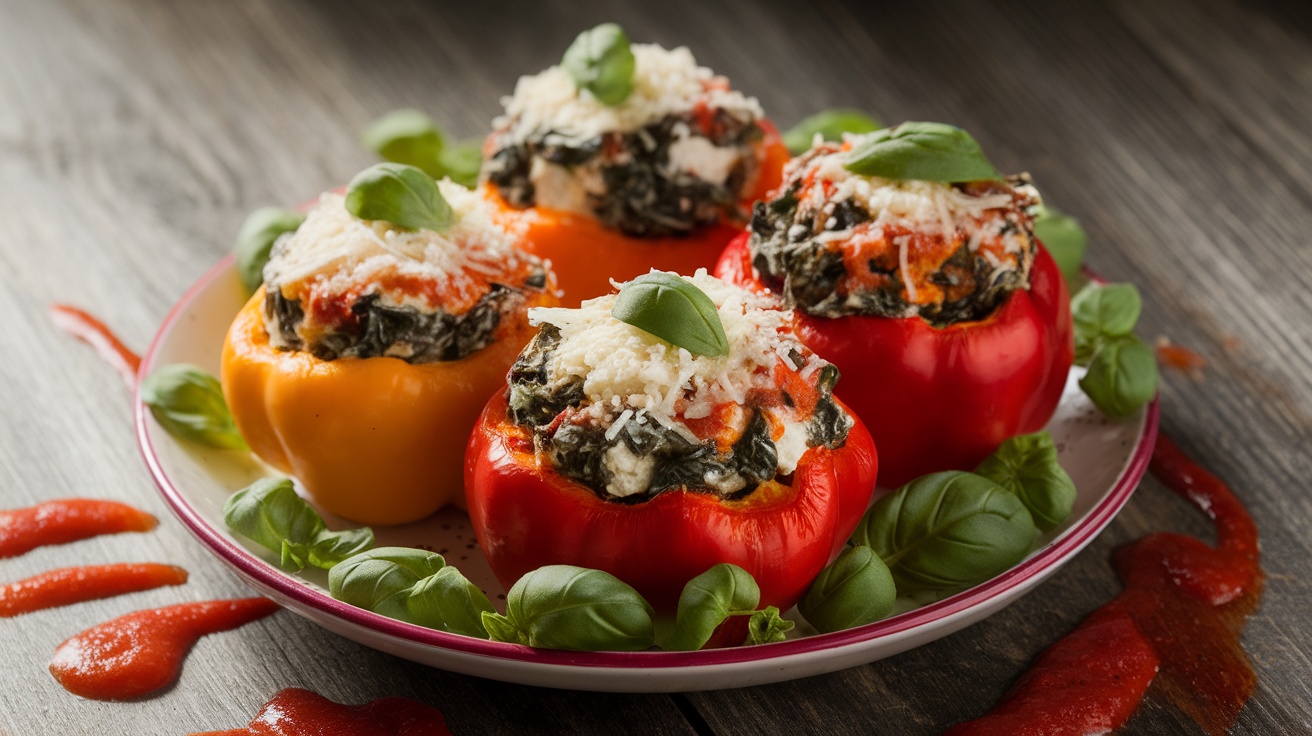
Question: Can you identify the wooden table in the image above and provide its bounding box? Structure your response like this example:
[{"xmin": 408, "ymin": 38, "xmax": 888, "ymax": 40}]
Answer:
[{"xmin": 3, "ymin": 0, "xmax": 1309, "ymax": 733}]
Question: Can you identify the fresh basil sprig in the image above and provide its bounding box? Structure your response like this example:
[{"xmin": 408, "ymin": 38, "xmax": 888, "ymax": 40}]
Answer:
[
  {"xmin": 344, "ymin": 163, "xmax": 453, "ymax": 232},
  {"xmin": 362, "ymin": 109, "xmax": 482, "ymax": 188},
  {"xmin": 224, "ymin": 478, "xmax": 373, "ymax": 572},
  {"xmin": 436, "ymin": 143, "xmax": 483, "ymax": 189},
  {"xmin": 1070, "ymin": 283, "xmax": 1159, "ymax": 418},
  {"xmin": 612, "ymin": 273, "xmax": 729, "ymax": 357},
  {"xmin": 1072, "ymin": 283, "xmax": 1142, "ymax": 363},
  {"xmin": 975, "ymin": 431, "xmax": 1077, "ymax": 532},
  {"xmin": 798, "ymin": 545, "xmax": 897, "ymax": 634},
  {"xmin": 782, "ymin": 109, "xmax": 883, "ymax": 155},
  {"xmin": 329, "ymin": 547, "xmax": 492, "ymax": 637},
  {"xmin": 666, "ymin": 563, "xmax": 761, "ymax": 651},
  {"xmin": 481, "ymin": 566, "xmax": 654, "ymax": 651},
  {"xmin": 852, "ymin": 471, "xmax": 1035, "ymax": 596},
  {"xmin": 142, "ymin": 364, "xmax": 248, "ymax": 450},
  {"xmin": 844, "ymin": 122, "xmax": 1001, "ymax": 183},
  {"xmin": 1031, "ymin": 204, "xmax": 1087, "ymax": 287},
  {"xmin": 747, "ymin": 606, "xmax": 794, "ymax": 645},
  {"xmin": 233, "ymin": 207, "xmax": 304, "ymax": 294},
  {"xmin": 561, "ymin": 23, "xmax": 636, "ymax": 106}
]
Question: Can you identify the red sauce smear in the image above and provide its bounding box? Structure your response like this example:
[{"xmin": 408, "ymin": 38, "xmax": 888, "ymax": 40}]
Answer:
[
  {"xmin": 1155, "ymin": 338, "xmax": 1207, "ymax": 379},
  {"xmin": 0, "ymin": 499, "xmax": 157, "ymax": 558},
  {"xmin": 49, "ymin": 304, "xmax": 141, "ymax": 389},
  {"xmin": 947, "ymin": 435, "xmax": 1262, "ymax": 735},
  {"xmin": 50, "ymin": 597, "xmax": 279, "ymax": 700},
  {"xmin": 0, "ymin": 563, "xmax": 187, "ymax": 617},
  {"xmin": 191, "ymin": 687, "xmax": 452, "ymax": 736}
]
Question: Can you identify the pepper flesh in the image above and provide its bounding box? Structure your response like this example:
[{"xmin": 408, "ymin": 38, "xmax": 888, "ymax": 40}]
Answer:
[{"xmin": 464, "ymin": 391, "xmax": 879, "ymax": 614}]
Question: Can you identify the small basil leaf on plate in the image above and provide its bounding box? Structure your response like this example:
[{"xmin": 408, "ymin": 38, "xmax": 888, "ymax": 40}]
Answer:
[
  {"xmin": 747, "ymin": 606, "xmax": 794, "ymax": 645},
  {"xmin": 223, "ymin": 478, "xmax": 324, "ymax": 570},
  {"xmin": 851, "ymin": 471, "xmax": 1036, "ymax": 596},
  {"xmin": 844, "ymin": 121, "xmax": 1001, "ymax": 183},
  {"xmin": 437, "ymin": 143, "xmax": 484, "ymax": 188},
  {"xmin": 329, "ymin": 547, "xmax": 446, "ymax": 620},
  {"xmin": 667, "ymin": 563, "xmax": 761, "ymax": 651},
  {"xmin": 798, "ymin": 545, "xmax": 896, "ymax": 633},
  {"xmin": 612, "ymin": 273, "xmax": 730, "ymax": 357},
  {"xmin": 1079, "ymin": 335, "xmax": 1159, "ymax": 419},
  {"xmin": 975, "ymin": 431, "xmax": 1077, "ymax": 532},
  {"xmin": 306, "ymin": 526, "xmax": 375, "ymax": 570},
  {"xmin": 1031, "ymin": 204, "xmax": 1087, "ymax": 286},
  {"xmin": 782, "ymin": 109, "xmax": 883, "ymax": 155},
  {"xmin": 344, "ymin": 163, "xmax": 453, "ymax": 232},
  {"xmin": 234, "ymin": 207, "xmax": 304, "ymax": 294},
  {"xmin": 561, "ymin": 23, "xmax": 636, "ymax": 106},
  {"xmin": 406, "ymin": 566, "xmax": 495, "ymax": 638},
  {"xmin": 482, "ymin": 565, "xmax": 655, "ymax": 651},
  {"xmin": 1072, "ymin": 283, "xmax": 1142, "ymax": 364},
  {"xmin": 141, "ymin": 364, "xmax": 248, "ymax": 450},
  {"xmin": 362, "ymin": 108, "xmax": 445, "ymax": 178}
]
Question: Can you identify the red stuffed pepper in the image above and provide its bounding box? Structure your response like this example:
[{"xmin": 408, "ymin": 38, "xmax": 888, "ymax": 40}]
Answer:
[
  {"xmin": 717, "ymin": 131, "xmax": 1073, "ymax": 487},
  {"xmin": 465, "ymin": 271, "xmax": 877, "ymax": 613}
]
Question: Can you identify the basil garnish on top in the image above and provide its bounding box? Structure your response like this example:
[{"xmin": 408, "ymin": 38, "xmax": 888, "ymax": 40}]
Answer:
[
  {"xmin": 224, "ymin": 478, "xmax": 374, "ymax": 572},
  {"xmin": 344, "ymin": 163, "xmax": 454, "ymax": 232},
  {"xmin": 844, "ymin": 122, "xmax": 1001, "ymax": 183},
  {"xmin": 782, "ymin": 109, "xmax": 883, "ymax": 156},
  {"xmin": 612, "ymin": 273, "xmax": 730, "ymax": 357},
  {"xmin": 141, "ymin": 364, "xmax": 248, "ymax": 450},
  {"xmin": 562, "ymin": 23, "xmax": 636, "ymax": 106},
  {"xmin": 234, "ymin": 207, "xmax": 305, "ymax": 294},
  {"xmin": 362, "ymin": 109, "xmax": 483, "ymax": 188}
]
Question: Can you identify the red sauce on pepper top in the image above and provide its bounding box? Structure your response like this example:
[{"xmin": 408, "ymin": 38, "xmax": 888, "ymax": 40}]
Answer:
[
  {"xmin": 50, "ymin": 597, "xmax": 280, "ymax": 701},
  {"xmin": 0, "ymin": 563, "xmax": 187, "ymax": 617},
  {"xmin": 49, "ymin": 304, "xmax": 142, "ymax": 389},
  {"xmin": 191, "ymin": 688, "xmax": 453, "ymax": 736},
  {"xmin": 0, "ymin": 499, "xmax": 157, "ymax": 558},
  {"xmin": 947, "ymin": 435, "xmax": 1262, "ymax": 735}
]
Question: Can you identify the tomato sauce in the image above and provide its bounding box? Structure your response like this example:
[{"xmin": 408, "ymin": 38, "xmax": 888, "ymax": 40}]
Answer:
[
  {"xmin": 947, "ymin": 436, "xmax": 1262, "ymax": 735},
  {"xmin": 49, "ymin": 304, "xmax": 142, "ymax": 389},
  {"xmin": 0, "ymin": 499, "xmax": 157, "ymax": 558},
  {"xmin": 0, "ymin": 563, "xmax": 187, "ymax": 617},
  {"xmin": 1156, "ymin": 340, "xmax": 1207, "ymax": 379},
  {"xmin": 191, "ymin": 687, "xmax": 452, "ymax": 736},
  {"xmin": 50, "ymin": 597, "xmax": 280, "ymax": 700}
]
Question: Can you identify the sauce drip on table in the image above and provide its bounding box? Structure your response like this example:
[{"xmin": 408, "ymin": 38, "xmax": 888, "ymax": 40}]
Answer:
[
  {"xmin": 0, "ymin": 563, "xmax": 187, "ymax": 617},
  {"xmin": 49, "ymin": 304, "xmax": 142, "ymax": 389},
  {"xmin": 191, "ymin": 687, "xmax": 453, "ymax": 736},
  {"xmin": 946, "ymin": 435, "xmax": 1262, "ymax": 735},
  {"xmin": 0, "ymin": 499, "xmax": 157, "ymax": 558},
  {"xmin": 50, "ymin": 597, "xmax": 279, "ymax": 700}
]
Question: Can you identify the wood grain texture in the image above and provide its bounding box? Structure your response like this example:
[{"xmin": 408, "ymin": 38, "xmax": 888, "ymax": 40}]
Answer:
[{"xmin": 1, "ymin": 0, "xmax": 1309, "ymax": 733}]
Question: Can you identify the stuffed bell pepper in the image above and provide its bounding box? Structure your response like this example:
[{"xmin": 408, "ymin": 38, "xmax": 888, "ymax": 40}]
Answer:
[
  {"xmin": 465, "ymin": 270, "xmax": 878, "ymax": 613},
  {"xmin": 481, "ymin": 24, "xmax": 788, "ymax": 306},
  {"xmin": 222, "ymin": 169, "xmax": 557, "ymax": 525},
  {"xmin": 717, "ymin": 123, "xmax": 1074, "ymax": 486}
]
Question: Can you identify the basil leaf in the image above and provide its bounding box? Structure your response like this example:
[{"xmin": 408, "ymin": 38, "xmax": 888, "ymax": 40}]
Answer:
[
  {"xmin": 142, "ymin": 364, "xmax": 248, "ymax": 450},
  {"xmin": 329, "ymin": 547, "xmax": 446, "ymax": 620},
  {"xmin": 344, "ymin": 163, "xmax": 453, "ymax": 232},
  {"xmin": 798, "ymin": 545, "xmax": 896, "ymax": 633},
  {"xmin": 307, "ymin": 526, "xmax": 375, "ymax": 570},
  {"xmin": 975, "ymin": 432, "xmax": 1077, "ymax": 532},
  {"xmin": 482, "ymin": 566, "xmax": 654, "ymax": 651},
  {"xmin": 437, "ymin": 143, "xmax": 483, "ymax": 189},
  {"xmin": 852, "ymin": 471, "xmax": 1036, "ymax": 596},
  {"xmin": 747, "ymin": 606, "xmax": 794, "ymax": 645},
  {"xmin": 1072, "ymin": 283, "xmax": 1142, "ymax": 364},
  {"xmin": 223, "ymin": 478, "xmax": 374, "ymax": 572},
  {"xmin": 561, "ymin": 23, "xmax": 636, "ymax": 106},
  {"xmin": 234, "ymin": 207, "xmax": 304, "ymax": 294},
  {"xmin": 667, "ymin": 563, "xmax": 761, "ymax": 651},
  {"xmin": 612, "ymin": 273, "xmax": 729, "ymax": 357},
  {"xmin": 782, "ymin": 109, "xmax": 883, "ymax": 155},
  {"xmin": 844, "ymin": 122, "xmax": 1001, "ymax": 183},
  {"xmin": 407, "ymin": 566, "xmax": 494, "ymax": 638},
  {"xmin": 1031, "ymin": 204, "xmax": 1087, "ymax": 286},
  {"xmin": 362, "ymin": 109, "xmax": 445, "ymax": 178},
  {"xmin": 1079, "ymin": 336, "xmax": 1159, "ymax": 419}
]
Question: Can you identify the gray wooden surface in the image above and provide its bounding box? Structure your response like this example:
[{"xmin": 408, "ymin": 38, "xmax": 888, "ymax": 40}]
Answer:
[{"xmin": 2, "ymin": 0, "xmax": 1310, "ymax": 733}]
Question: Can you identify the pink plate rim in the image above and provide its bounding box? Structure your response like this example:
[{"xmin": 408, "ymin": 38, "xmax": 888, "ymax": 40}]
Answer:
[{"xmin": 138, "ymin": 254, "xmax": 1160, "ymax": 670}]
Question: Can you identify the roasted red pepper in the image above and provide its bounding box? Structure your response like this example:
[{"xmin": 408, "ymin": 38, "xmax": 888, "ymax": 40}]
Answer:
[
  {"xmin": 717, "ymin": 234, "xmax": 1073, "ymax": 487},
  {"xmin": 464, "ymin": 391, "xmax": 878, "ymax": 614}
]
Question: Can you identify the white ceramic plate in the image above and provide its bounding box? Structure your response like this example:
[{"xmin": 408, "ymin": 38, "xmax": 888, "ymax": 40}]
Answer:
[{"xmin": 138, "ymin": 256, "xmax": 1158, "ymax": 693}]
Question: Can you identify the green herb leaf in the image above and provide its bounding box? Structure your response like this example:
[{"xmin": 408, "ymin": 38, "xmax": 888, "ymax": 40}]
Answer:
[
  {"xmin": 1031, "ymin": 204, "xmax": 1087, "ymax": 286},
  {"xmin": 1072, "ymin": 283, "xmax": 1143, "ymax": 364},
  {"xmin": 844, "ymin": 122, "xmax": 1001, "ymax": 183},
  {"xmin": 975, "ymin": 432, "xmax": 1077, "ymax": 532},
  {"xmin": 798, "ymin": 545, "xmax": 896, "ymax": 633},
  {"xmin": 437, "ymin": 143, "xmax": 484, "ymax": 188},
  {"xmin": 482, "ymin": 565, "xmax": 654, "ymax": 651},
  {"xmin": 666, "ymin": 563, "xmax": 761, "ymax": 651},
  {"xmin": 782, "ymin": 109, "xmax": 883, "ymax": 155},
  {"xmin": 407, "ymin": 566, "xmax": 495, "ymax": 638},
  {"xmin": 747, "ymin": 606, "xmax": 794, "ymax": 645},
  {"xmin": 561, "ymin": 23, "xmax": 636, "ymax": 106},
  {"xmin": 1079, "ymin": 336, "xmax": 1159, "ymax": 419},
  {"xmin": 233, "ymin": 207, "xmax": 304, "ymax": 294},
  {"xmin": 612, "ymin": 273, "xmax": 729, "ymax": 357},
  {"xmin": 344, "ymin": 163, "xmax": 453, "ymax": 232},
  {"xmin": 223, "ymin": 478, "xmax": 374, "ymax": 572},
  {"xmin": 142, "ymin": 364, "xmax": 248, "ymax": 450},
  {"xmin": 851, "ymin": 471, "xmax": 1036, "ymax": 596},
  {"xmin": 329, "ymin": 547, "xmax": 446, "ymax": 620},
  {"xmin": 362, "ymin": 109, "xmax": 445, "ymax": 178}
]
